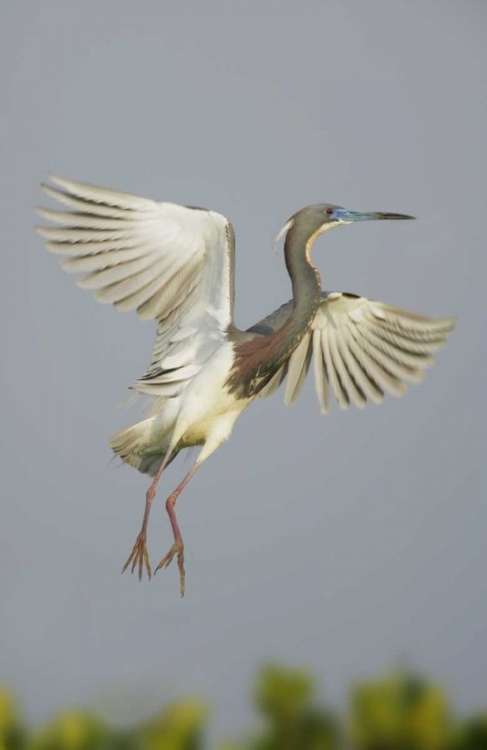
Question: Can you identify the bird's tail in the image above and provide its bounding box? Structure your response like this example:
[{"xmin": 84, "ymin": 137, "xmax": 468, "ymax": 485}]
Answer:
[{"xmin": 109, "ymin": 416, "xmax": 171, "ymax": 478}]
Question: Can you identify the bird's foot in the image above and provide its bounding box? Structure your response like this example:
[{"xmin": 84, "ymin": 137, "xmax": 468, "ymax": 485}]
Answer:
[
  {"xmin": 122, "ymin": 532, "xmax": 151, "ymax": 581},
  {"xmin": 155, "ymin": 541, "xmax": 185, "ymax": 597}
]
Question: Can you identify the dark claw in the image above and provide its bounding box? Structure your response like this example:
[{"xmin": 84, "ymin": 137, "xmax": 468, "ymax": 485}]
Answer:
[{"xmin": 122, "ymin": 533, "xmax": 152, "ymax": 580}]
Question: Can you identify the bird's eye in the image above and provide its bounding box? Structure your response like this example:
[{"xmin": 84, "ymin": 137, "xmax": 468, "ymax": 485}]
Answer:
[{"xmin": 325, "ymin": 208, "xmax": 334, "ymax": 216}]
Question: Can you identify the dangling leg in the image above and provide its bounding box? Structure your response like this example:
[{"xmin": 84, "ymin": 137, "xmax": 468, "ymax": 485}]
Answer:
[
  {"xmin": 154, "ymin": 460, "xmax": 202, "ymax": 596},
  {"xmin": 122, "ymin": 449, "xmax": 175, "ymax": 580},
  {"xmin": 155, "ymin": 421, "xmax": 236, "ymax": 595}
]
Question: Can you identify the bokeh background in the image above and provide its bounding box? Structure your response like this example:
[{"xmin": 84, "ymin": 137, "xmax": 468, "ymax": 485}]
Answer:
[{"xmin": 1, "ymin": 0, "xmax": 485, "ymax": 744}]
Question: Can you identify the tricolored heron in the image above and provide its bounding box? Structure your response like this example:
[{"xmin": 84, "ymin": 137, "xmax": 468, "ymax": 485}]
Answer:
[{"xmin": 36, "ymin": 175, "xmax": 456, "ymax": 596}]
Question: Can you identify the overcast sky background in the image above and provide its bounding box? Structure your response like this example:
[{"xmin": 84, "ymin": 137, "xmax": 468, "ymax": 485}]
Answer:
[{"xmin": 1, "ymin": 0, "xmax": 485, "ymax": 741}]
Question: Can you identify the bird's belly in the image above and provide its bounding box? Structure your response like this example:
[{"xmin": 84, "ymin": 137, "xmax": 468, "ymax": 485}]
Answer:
[{"xmin": 174, "ymin": 342, "xmax": 251, "ymax": 448}]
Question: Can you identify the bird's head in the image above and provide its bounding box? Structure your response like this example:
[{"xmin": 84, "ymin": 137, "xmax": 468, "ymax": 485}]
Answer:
[{"xmin": 276, "ymin": 203, "xmax": 415, "ymax": 247}]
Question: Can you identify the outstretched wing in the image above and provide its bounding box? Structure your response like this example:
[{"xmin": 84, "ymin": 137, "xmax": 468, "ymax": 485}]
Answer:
[
  {"xmin": 36, "ymin": 175, "xmax": 235, "ymax": 396},
  {"xmin": 248, "ymin": 292, "xmax": 456, "ymax": 411}
]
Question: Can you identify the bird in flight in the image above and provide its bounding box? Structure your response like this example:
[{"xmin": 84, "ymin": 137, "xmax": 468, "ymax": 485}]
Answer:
[{"xmin": 36, "ymin": 176, "xmax": 455, "ymax": 596}]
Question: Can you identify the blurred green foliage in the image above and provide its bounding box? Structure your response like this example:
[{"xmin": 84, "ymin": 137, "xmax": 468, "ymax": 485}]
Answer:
[{"xmin": 1, "ymin": 666, "xmax": 486, "ymax": 749}]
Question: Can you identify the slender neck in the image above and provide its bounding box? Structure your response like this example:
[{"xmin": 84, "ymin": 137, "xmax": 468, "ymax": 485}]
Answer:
[
  {"xmin": 228, "ymin": 222, "xmax": 324, "ymax": 399},
  {"xmin": 283, "ymin": 222, "xmax": 323, "ymax": 336}
]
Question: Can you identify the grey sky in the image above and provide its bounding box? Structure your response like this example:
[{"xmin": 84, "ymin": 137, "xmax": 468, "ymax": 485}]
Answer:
[{"xmin": 1, "ymin": 0, "xmax": 485, "ymax": 741}]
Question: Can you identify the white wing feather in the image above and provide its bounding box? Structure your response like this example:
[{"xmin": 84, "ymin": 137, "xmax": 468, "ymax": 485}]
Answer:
[
  {"xmin": 36, "ymin": 176, "xmax": 234, "ymax": 397},
  {"xmin": 275, "ymin": 293, "xmax": 456, "ymax": 411}
]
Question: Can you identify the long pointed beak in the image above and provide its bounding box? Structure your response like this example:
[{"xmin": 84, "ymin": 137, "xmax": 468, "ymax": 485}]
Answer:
[{"xmin": 335, "ymin": 209, "xmax": 415, "ymax": 222}]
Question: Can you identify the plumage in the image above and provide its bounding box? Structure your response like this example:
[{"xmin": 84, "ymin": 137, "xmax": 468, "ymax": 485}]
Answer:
[{"xmin": 36, "ymin": 178, "xmax": 456, "ymax": 596}]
